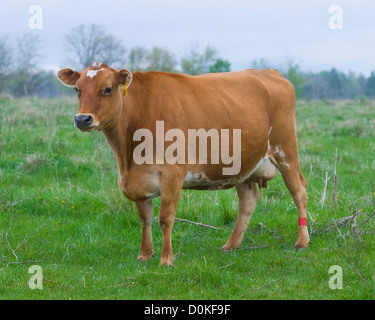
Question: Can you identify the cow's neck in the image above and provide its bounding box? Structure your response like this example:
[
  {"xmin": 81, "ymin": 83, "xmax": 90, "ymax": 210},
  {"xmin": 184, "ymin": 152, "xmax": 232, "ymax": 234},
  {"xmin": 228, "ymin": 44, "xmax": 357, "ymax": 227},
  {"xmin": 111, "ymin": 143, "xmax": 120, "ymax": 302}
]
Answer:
[
  {"xmin": 103, "ymin": 74, "xmax": 147, "ymax": 178},
  {"xmin": 103, "ymin": 96, "xmax": 133, "ymax": 176}
]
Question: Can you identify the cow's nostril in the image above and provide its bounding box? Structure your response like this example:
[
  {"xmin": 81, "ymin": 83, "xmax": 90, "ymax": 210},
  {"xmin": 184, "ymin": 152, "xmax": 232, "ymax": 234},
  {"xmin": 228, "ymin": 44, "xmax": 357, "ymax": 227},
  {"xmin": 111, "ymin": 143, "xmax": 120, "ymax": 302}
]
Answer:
[
  {"xmin": 84, "ymin": 115, "xmax": 93, "ymax": 125},
  {"xmin": 75, "ymin": 114, "xmax": 93, "ymax": 126}
]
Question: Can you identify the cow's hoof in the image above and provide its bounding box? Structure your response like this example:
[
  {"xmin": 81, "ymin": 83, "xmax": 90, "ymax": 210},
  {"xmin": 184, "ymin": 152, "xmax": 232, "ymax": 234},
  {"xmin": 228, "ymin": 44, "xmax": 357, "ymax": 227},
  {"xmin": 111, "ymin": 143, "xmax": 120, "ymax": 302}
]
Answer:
[
  {"xmin": 221, "ymin": 243, "xmax": 238, "ymax": 252},
  {"xmin": 294, "ymin": 239, "xmax": 309, "ymax": 250},
  {"xmin": 137, "ymin": 254, "xmax": 154, "ymax": 262},
  {"xmin": 294, "ymin": 226, "xmax": 310, "ymax": 250},
  {"xmin": 221, "ymin": 245, "xmax": 231, "ymax": 252},
  {"xmin": 294, "ymin": 244, "xmax": 307, "ymax": 251},
  {"xmin": 160, "ymin": 255, "xmax": 174, "ymax": 266}
]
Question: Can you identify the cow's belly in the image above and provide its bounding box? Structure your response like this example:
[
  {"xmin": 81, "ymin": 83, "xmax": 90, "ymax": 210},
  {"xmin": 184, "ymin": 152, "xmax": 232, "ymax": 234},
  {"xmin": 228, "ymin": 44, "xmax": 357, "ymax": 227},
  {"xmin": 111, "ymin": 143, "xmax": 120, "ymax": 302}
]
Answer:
[
  {"xmin": 183, "ymin": 156, "xmax": 277, "ymax": 191},
  {"xmin": 182, "ymin": 171, "xmax": 240, "ymax": 190},
  {"xmin": 119, "ymin": 154, "xmax": 278, "ymax": 200}
]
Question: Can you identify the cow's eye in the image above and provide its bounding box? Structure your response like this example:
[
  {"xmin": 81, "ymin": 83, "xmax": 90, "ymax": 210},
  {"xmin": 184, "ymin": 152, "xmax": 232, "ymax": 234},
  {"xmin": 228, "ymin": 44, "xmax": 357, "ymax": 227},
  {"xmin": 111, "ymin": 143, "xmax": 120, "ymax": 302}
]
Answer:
[{"xmin": 103, "ymin": 87, "xmax": 112, "ymax": 95}]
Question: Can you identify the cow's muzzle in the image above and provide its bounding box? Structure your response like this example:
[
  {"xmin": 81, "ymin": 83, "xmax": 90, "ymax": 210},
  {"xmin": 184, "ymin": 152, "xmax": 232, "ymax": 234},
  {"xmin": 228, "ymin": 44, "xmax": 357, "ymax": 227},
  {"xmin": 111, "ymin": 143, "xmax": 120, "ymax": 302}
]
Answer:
[
  {"xmin": 75, "ymin": 114, "xmax": 93, "ymax": 126},
  {"xmin": 74, "ymin": 114, "xmax": 96, "ymax": 131}
]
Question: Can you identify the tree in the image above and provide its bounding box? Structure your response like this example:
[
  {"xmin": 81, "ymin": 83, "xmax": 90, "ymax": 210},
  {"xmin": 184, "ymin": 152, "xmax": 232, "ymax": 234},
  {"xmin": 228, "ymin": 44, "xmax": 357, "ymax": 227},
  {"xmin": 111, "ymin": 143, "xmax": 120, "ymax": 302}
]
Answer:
[
  {"xmin": 127, "ymin": 46, "xmax": 177, "ymax": 72},
  {"xmin": 251, "ymin": 58, "xmax": 274, "ymax": 70},
  {"xmin": 16, "ymin": 33, "xmax": 42, "ymax": 72},
  {"xmin": 96, "ymin": 34, "xmax": 127, "ymax": 68},
  {"xmin": 10, "ymin": 33, "xmax": 42, "ymax": 97},
  {"xmin": 181, "ymin": 46, "xmax": 218, "ymax": 75},
  {"xmin": 357, "ymin": 74, "xmax": 367, "ymax": 96},
  {"xmin": 64, "ymin": 24, "xmax": 126, "ymax": 69},
  {"xmin": 145, "ymin": 47, "xmax": 177, "ymax": 72},
  {"xmin": 327, "ymin": 68, "xmax": 343, "ymax": 99},
  {"xmin": 209, "ymin": 59, "xmax": 231, "ymax": 73},
  {"xmin": 284, "ymin": 59, "xmax": 305, "ymax": 99},
  {"xmin": 128, "ymin": 46, "xmax": 149, "ymax": 71},
  {"xmin": 365, "ymin": 71, "xmax": 375, "ymax": 98},
  {"xmin": 342, "ymin": 71, "xmax": 361, "ymax": 99},
  {"xmin": 0, "ymin": 37, "xmax": 13, "ymax": 93}
]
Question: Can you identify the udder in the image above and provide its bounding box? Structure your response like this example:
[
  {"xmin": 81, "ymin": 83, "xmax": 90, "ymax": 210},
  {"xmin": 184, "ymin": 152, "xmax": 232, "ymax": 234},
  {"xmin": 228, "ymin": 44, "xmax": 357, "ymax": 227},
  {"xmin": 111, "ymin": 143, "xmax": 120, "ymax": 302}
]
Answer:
[{"xmin": 246, "ymin": 157, "xmax": 277, "ymax": 188}]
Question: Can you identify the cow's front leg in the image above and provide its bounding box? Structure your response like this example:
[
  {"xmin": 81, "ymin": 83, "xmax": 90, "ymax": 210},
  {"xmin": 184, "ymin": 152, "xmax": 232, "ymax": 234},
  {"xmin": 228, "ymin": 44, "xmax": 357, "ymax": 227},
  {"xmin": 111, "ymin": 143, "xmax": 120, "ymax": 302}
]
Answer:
[
  {"xmin": 158, "ymin": 175, "xmax": 183, "ymax": 266},
  {"xmin": 135, "ymin": 199, "xmax": 154, "ymax": 261}
]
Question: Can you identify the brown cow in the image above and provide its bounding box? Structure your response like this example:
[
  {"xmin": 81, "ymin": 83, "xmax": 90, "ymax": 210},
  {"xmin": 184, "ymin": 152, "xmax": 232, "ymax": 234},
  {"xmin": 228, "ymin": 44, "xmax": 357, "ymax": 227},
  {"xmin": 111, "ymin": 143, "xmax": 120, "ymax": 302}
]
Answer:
[{"xmin": 57, "ymin": 61, "xmax": 309, "ymax": 266}]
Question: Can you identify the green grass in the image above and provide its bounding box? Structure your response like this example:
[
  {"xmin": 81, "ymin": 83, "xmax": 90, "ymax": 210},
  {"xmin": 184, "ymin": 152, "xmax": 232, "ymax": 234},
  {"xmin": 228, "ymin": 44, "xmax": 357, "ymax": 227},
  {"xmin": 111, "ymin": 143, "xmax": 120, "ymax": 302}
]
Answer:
[{"xmin": 0, "ymin": 97, "xmax": 374, "ymax": 300}]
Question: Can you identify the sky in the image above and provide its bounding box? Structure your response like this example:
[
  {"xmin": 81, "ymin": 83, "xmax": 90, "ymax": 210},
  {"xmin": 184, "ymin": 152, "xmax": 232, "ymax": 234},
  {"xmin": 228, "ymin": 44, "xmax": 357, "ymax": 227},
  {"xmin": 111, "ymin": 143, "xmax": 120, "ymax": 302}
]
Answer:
[{"xmin": 2, "ymin": 0, "xmax": 375, "ymax": 76}]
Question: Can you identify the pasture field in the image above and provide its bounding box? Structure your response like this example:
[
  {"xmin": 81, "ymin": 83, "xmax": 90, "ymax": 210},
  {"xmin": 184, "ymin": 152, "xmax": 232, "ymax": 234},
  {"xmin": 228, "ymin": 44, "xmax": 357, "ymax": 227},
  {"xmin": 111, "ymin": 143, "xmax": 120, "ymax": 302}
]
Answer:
[{"xmin": 0, "ymin": 96, "xmax": 374, "ymax": 300}]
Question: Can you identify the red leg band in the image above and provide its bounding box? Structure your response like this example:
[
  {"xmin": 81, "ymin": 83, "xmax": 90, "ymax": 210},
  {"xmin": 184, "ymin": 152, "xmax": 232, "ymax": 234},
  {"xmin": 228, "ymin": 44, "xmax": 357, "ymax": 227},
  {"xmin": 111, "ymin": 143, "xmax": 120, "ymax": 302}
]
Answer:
[{"xmin": 298, "ymin": 218, "xmax": 307, "ymax": 226}]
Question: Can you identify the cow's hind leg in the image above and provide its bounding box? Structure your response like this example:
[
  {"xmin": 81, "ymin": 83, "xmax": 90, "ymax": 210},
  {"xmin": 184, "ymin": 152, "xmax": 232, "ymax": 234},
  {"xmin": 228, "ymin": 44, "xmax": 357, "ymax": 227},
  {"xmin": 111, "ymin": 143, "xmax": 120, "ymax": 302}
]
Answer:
[
  {"xmin": 274, "ymin": 151, "xmax": 309, "ymax": 249},
  {"xmin": 222, "ymin": 181, "xmax": 259, "ymax": 251},
  {"xmin": 135, "ymin": 199, "xmax": 154, "ymax": 261}
]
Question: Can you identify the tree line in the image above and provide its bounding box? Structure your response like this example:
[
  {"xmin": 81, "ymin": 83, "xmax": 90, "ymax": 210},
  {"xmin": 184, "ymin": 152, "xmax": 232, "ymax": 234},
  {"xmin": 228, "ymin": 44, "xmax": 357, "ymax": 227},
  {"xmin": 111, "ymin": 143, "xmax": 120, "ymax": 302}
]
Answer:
[{"xmin": 0, "ymin": 24, "xmax": 374, "ymax": 100}]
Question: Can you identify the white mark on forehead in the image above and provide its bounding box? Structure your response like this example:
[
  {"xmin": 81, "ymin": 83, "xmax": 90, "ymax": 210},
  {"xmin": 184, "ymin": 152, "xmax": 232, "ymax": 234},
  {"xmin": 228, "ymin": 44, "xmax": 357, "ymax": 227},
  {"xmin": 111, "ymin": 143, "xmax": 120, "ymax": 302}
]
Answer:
[{"xmin": 86, "ymin": 68, "xmax": 105, "ymax": 79}]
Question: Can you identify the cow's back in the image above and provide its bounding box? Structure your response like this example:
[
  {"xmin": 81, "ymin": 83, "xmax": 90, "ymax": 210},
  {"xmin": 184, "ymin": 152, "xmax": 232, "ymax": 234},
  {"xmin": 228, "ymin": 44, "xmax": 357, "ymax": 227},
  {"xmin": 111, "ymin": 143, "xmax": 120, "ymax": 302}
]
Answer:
[{"xmin": 130, "ymin": 68, "xmax": 292, "ymax": 128}]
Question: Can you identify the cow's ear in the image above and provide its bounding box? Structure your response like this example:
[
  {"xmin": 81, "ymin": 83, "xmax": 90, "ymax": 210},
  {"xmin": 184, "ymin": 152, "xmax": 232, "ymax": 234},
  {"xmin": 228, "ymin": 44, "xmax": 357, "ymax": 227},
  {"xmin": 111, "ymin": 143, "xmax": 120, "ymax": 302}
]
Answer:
[
  {"xmin": 57, "ymin": 68, "xmax": 81, "ymax": 87},
  {"xmin": 117, "ymin": 69, "xmax": 133, "ymax": 88}
]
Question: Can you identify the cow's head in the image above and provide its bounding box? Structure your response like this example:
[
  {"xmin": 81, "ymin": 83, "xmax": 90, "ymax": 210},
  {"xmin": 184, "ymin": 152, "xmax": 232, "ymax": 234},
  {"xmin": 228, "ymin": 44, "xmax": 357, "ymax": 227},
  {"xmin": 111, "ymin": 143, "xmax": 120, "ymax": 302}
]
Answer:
[{"xmin": 57, "ymin": 62, "xmax": 132, "ymax": 132}]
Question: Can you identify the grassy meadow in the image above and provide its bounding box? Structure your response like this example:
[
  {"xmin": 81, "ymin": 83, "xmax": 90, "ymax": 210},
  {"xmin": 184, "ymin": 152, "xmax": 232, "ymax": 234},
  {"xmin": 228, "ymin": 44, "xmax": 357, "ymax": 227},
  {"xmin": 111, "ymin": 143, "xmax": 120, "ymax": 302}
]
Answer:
[{"xmin": 0, "ymin": 96, "xmax": 374, "ymax": 300}]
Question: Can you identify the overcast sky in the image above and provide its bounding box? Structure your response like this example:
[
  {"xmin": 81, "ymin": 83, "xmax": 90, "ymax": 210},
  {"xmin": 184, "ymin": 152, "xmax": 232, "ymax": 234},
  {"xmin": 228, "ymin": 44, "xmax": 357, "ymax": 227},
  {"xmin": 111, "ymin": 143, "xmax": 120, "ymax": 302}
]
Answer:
[{"xmin": 2, "ymin": 0, "xmax": 375, "ymax": 75}]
